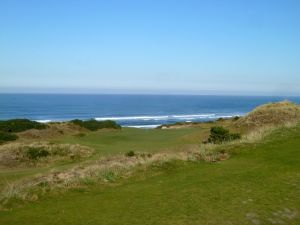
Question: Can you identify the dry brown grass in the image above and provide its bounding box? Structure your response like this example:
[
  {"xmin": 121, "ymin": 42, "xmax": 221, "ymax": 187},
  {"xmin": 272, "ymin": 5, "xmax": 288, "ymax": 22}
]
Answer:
[
  {"xmin": 236, "ymin": 101, "xmax": 300, "ymax": 128},
  {"xmin": 17, "ymin": 122, "xmax": 87, "ymax": 140},
  {"xmin": 0, "ymin": 142, "xmax": 94, "ymax": 168}
]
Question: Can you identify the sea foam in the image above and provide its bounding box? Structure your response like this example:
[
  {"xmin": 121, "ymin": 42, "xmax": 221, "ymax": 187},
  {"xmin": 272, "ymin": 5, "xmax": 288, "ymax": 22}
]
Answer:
[
  {"xmin": 34, "ymin": 120, "xmax": 52, "ymax": 123},
  {"xmin": 124, "ymin": 124, "xmax": 161, "ymax": 129},
  {"xmin": 95, "ymin": 113, "xmax": 242, "ymax": 122}
]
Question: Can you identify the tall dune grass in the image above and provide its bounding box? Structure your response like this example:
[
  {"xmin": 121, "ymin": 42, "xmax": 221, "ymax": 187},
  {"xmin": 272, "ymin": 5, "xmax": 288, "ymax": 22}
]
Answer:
[{"xmin": 236, "ymin": 101, "xmax": 300, "ymax": 127}]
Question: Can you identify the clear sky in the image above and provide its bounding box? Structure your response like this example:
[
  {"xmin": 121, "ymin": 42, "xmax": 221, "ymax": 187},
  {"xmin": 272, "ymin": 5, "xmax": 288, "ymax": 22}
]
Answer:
[{"xmin": 1, "ymin": 0, "xmax": 300, "ymax": 95}]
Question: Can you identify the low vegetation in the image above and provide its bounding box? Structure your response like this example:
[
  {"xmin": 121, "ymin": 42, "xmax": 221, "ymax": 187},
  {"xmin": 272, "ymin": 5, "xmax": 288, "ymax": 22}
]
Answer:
[
  {"xmin": 26, "ymin": 147, "xmax": 50, "ymax": 160},
  {"xmin": 71, "ymin": 119, "xmax": 121, "ymax": 131},
  {"xmin": 0, "ymin": 131, "xmax": 18, "ymax": 144},
  {"xmin": 0, "ymin": 142, "xmax": 94, "ymax": 167},
  {"xmin": 206, "ymin": 126, "xmax": 241, "ymax": 144},
  {"xmin": 0, "ymin": 119, "xmax": 47, "ymax": 133},
  {"xmin": 126, "ymin": 150, "xmax": 135, "ymax": 157}
]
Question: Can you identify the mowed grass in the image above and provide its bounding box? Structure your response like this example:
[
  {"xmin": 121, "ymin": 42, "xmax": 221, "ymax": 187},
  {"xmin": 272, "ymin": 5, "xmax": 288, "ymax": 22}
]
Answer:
[
  {"xmin": 1, "ymin": 125, "xmax": 300, "ymax": 224},
  {"xmin": 55, "ymin": 127, "xmax": 209, "ymax": 155}
]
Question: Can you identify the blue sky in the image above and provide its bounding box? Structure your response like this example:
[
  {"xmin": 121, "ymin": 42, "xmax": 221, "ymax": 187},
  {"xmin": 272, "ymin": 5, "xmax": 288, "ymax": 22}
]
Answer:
[{"xmin": 1, "ymin": 0, "xmax": 300, "ymax": 95}]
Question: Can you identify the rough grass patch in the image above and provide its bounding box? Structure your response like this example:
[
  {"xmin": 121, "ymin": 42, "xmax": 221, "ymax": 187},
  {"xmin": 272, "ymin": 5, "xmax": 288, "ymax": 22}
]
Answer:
[
  {"xmin": 0, "ymin": 142, "xmax": 94, "ymax": 167},
  {"xmin": 0, "ymin": 131, "xmax": 18, "ymax": 144},
  {"xmin": 26, "ymin": 147, "xmax": 50, "ymax": 160}
]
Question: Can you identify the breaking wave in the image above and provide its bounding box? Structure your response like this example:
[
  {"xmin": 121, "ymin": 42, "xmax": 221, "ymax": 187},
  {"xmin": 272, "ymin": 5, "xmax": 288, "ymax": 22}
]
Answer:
[{"xmin": 95, "ymin": 113, "xmax": 242, "ymax": 122}]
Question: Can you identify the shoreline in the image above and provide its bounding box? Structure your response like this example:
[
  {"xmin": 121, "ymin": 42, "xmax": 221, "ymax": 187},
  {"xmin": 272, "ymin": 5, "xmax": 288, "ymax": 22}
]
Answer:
[{"xmin": 27, "ymin": 113, "xmax": 243, "ymax": 129}]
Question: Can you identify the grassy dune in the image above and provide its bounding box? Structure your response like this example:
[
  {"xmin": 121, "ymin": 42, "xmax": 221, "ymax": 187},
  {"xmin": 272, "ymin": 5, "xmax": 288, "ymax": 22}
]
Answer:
[{"xmin": 236, "ymin": 101, "xmax": 300, "ymax": 128}]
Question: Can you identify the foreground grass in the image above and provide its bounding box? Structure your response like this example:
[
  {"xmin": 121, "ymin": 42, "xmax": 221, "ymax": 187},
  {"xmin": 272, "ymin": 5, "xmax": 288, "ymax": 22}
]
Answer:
[{"xmin": 1, "ymin": 125, "xmax": 300, "ymax": 224}]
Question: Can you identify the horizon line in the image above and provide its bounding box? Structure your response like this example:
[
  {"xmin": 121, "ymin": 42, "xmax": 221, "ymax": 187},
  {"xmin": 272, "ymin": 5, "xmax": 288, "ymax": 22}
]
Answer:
[{"xmin": 0, "ymin": 92, "xmax": 300, "ymax": 98}]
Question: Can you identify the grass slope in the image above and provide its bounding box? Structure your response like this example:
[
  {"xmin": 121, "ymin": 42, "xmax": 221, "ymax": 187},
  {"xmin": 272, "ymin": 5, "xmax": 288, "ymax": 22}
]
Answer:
[{"xmin": 1, "ymin": 125, "xmax": 300, "ymax": 225}]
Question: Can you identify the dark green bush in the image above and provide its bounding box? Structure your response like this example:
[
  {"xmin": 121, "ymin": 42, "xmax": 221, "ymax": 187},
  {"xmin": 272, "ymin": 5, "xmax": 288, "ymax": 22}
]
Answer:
[
  {"xmin": 74, "ymin": 132, "xmax": 86, "ymax": 137},
  {"xmin": 0, "ymin": 131, "xmax": 18, "ymax": 144},
  {"xmin": 26, "ymin": 147, "xmax": 50, "ymax": 160},
  {"xmin": 126, "ymin": 151, "xmax": 135, "ymax": 157},
  {"xmin": 0, "ymin": 119, "xmax": 47, "ymax": 133},
  {"xmin": 71, "ymin": 119, "xmax": 121, "ymax": 131},
  {"xmin": 208, "ymin": 126, "xmax": 229, "ymax": 144},
  {"xmin": 207, "ymin": 126, "xmax": 241, "ymax": 144},
  {"xmin": 216, "ymin": 117, "xmax": 225, "ymax": 122},
  {"xmin": 233, "ymin": 116, "xmax": 240, "ymax": 121}
]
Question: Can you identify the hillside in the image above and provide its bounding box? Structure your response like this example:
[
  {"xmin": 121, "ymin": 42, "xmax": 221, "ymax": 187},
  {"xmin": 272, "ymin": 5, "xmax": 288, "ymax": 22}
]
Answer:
[{"xmin": 236, "ymin": 101, "xmax": 300, "ymax": 128}]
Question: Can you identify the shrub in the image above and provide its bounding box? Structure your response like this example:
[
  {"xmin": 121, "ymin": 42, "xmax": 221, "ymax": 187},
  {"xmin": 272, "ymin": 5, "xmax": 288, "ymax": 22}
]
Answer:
[
  {"xmin": 208, "ymin": 126, "xmax": 229, "ymax": 143},
  {"xmin": 207, "ymin": 126, "xmax": 241, "ymax": 144},
  {"xmin": 0, "ymin": 131, "xmax": 18, "ymax": 144},
  {"xmin": 126, "ymin": 151, "xmax": 135, "ymax": 157},
  {"xmin": 26, "ymin": 147, "xmax": 50, "ymax": 160},
  {"xmin": 71, "ymin": 119, "xmax": 121, "ymax": 131},
  {"xmin": 0, "ymin": 119, "xmax": 47, "ymax": 133},
  {"xmin": 74, "ymin": 133, "xmax": 86, "ymax": 137},
  {"xmin": 233, "ymin": 116, "xmax": 240, "ymax": 121}
]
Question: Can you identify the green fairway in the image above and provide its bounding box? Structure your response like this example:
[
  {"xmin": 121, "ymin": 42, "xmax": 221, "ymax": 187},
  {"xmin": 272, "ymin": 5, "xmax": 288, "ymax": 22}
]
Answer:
[
  {"xmin": 55, "ymin": 127, "xmax": 209, "ymax": 155},
  {"xmin": 1, "ymin": 125, "xmax": 300, "ymax": 225}
]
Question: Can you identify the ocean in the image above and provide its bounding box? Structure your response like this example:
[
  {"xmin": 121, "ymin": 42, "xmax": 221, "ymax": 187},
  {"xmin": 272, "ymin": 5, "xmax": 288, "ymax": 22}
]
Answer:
[{"xmin": 0, "ymin": 94, "xmax": 300, "ymax": 128}]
